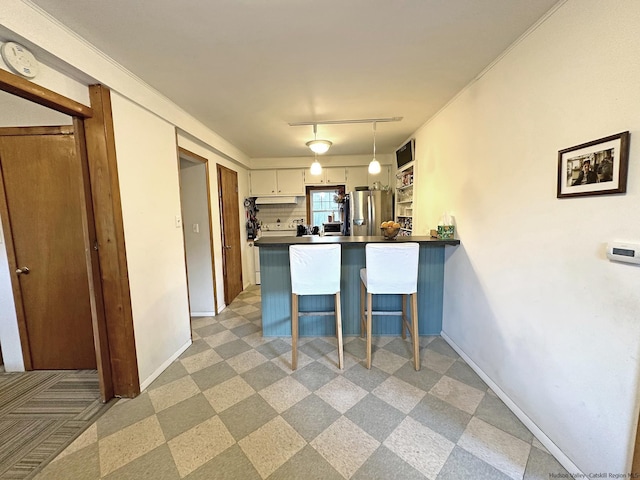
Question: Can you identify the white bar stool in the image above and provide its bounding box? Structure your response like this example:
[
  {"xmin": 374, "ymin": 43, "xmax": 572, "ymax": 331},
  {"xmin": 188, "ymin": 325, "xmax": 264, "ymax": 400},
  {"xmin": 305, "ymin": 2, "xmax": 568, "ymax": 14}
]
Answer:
[
  {"xmin": 289, "ymin": 244, "xmax": 343, "ymax": 370},
  {"xmin": 360, "ymin": 242, "xmax": 420, "ymax": 370}
]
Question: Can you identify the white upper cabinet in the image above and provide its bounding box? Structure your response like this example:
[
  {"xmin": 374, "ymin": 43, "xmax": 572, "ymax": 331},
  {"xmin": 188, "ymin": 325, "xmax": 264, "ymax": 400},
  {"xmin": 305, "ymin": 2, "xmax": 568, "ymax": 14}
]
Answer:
[
  {"xmin": 345, "ymin": 166, "xmax": 368, "ymax": 193},
  {"xmin": 249, "ymin": 169, "xmax": 305, "ymax": 196},
  {"xmin": 304, "ymin": 167, "xmax": 346, "ymax": 185},
  {"xmin": 369, "ymin": 165, "xmax": 391, "ymax": 189},
  {"xmin": 345, "ymin": 165, "xmax": 391, "ymax": 193}
]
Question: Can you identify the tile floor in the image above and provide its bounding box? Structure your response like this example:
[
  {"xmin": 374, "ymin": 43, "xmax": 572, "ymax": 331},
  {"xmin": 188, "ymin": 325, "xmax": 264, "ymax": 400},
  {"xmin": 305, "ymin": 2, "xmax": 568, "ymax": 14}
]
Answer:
[{"xmin": 33, "ymin": 286, "xmax": 570, "ymax": 479}]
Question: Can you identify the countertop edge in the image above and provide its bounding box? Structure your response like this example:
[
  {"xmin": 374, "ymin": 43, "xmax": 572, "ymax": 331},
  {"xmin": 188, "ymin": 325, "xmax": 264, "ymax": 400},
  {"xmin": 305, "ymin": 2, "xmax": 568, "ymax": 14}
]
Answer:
[{"xmin": 254, "ymin": 236, "xmax": 460, "ymax": 247}]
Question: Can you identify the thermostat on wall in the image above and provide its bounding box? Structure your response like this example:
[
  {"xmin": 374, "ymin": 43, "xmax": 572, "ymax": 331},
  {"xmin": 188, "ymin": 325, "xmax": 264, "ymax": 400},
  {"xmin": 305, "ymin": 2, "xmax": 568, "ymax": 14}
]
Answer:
[{"xmin": 606, "ymin": 242, "xmax": 640, "ymax": 265}]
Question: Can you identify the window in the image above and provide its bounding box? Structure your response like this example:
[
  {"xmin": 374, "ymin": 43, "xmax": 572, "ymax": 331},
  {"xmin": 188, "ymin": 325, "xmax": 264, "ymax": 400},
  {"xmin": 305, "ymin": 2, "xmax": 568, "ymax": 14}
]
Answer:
[{"xmin": 310, "ymin": 189, "xmax": 339, "ymax": 227}]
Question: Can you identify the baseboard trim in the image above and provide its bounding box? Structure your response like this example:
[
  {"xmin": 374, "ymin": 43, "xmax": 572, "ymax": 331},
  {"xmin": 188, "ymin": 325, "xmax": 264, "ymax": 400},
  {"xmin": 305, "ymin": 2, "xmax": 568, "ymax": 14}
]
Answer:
[
  {"xmin": 139, "ymin": 339, "xmax": 192, "ymax": 391},
  {"xmin": 440, "ymin": 331, "xmax": 583, "ymax": 476},
  {"xmin": 191, "ymin": 311, "xmax": 216, "ymax": 317}
]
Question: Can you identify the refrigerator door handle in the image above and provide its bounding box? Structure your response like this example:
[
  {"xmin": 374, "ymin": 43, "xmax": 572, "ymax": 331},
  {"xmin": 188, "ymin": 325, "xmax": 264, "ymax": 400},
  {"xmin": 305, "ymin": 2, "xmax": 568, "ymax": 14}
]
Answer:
[{"xmin": 368, "ymin": 193, "xmax": 375, "ymax": 236}]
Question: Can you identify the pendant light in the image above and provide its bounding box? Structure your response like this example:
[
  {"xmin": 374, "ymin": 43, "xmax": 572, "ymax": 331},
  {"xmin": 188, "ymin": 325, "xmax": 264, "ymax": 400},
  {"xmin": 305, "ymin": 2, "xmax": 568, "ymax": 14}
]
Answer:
[
  {"xmin": 368, "ymin": 121, "xmax": 381, "ymax": 174},
  {"xmin": 310, "ymin": 152, "xmax": 322, "ymax": 175},
  {"xmin": 306, "ymin": 124, "xmax": 332, "ymax": 154}
]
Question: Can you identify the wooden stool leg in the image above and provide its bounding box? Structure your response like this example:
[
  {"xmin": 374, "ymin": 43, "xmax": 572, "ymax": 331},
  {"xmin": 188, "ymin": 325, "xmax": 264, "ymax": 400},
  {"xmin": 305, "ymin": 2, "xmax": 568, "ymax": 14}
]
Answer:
[
  {"xmin": 411, "ymin": 293, "xmax": 420, "ymax": 371},
  {"xmin": 366, "ymin": 292, "xmax": 373, "ymax": 369},
  {"xmin": 335, "ymin": 292, "xmax": 344, "ymax": 369},
  {"xmin": 291, "ymin": 293, "xmax": 298, "ymax": 370},
  {"xmin": 360, "ymin": 281, "xmax": 365, "ymax": 338},
  {"xmin": 401, "ymin": 294, "xmax": 407, "ymax": 339}
]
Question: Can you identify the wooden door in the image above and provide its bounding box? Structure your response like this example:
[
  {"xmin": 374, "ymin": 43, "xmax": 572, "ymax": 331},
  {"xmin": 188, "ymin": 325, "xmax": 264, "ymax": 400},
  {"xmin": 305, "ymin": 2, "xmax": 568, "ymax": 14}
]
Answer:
[
  {"xmin": 0, "ymin": 126, "xmax": 97, "ymax": 369},
  {"xmin": 217, "ymin": 165, "xmax": 243, "ymax": 305}
]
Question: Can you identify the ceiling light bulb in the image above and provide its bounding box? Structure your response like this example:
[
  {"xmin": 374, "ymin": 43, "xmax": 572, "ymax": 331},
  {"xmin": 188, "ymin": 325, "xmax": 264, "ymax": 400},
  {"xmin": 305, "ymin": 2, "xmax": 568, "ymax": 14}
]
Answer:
[
  {"xmin": 368, "ymin": 158, "xmax": 381, "ymax": 174},
  {"xmin": 310, "ymin": 158, "xmax": 322, "ymax": 175},
  {"xmin": 306, "ymin": 139, "xmax": 332, "ymax": 154}
]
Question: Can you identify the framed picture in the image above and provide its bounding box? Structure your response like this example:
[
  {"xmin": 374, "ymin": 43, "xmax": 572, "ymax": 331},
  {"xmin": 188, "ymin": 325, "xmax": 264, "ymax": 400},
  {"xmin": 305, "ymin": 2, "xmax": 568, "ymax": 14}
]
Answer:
[{"xmin": 557, "ymin": 131, "xmax": 630, "ymax": 198}]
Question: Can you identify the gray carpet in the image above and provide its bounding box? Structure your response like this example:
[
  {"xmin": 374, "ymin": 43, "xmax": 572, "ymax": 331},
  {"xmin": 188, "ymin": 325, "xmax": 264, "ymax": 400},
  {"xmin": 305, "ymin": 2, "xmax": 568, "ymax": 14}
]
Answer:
[{"xmin": 0, "ymin": 370, "xmax": 113, "ymax": 480}]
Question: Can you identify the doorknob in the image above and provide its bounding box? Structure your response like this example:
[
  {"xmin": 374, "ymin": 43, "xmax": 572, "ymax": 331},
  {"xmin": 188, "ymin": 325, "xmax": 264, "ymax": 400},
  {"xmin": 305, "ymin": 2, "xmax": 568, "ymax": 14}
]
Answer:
[
  {"xmin": 16, "ymin": 266, "xmax": 30, "ymax": 275},
  {"xmin": 224, "ymin": 245, "xmax": 232, "ymax": 249}
]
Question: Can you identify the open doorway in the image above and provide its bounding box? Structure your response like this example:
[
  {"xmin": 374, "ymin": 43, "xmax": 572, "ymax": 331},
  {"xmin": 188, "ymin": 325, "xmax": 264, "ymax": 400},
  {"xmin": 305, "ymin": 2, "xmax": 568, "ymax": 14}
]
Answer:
[{"xmin": 178, "ymin": 148, "xmax": 218, "ymax": 318}]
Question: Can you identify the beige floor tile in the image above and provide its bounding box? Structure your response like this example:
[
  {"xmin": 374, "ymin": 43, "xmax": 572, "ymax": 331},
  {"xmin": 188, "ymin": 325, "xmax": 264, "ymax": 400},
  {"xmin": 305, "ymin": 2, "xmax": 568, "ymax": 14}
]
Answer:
[
  {"xmin": 315, "ymin": 376, "xmax": 368, "ymax": 414},
  {"xmin": 429, "ymin": 376, "xmax": 485, "ymax": 415},
  {"xmin": 167, "ymin": 416, "xmax": 235, "ymax": 477},
  {"xmin": 258, "ymin": 376, "xmax": 311, "ymax": 413},
  {"xmin": 384, "ymin": 416, "xmax": 455, "ymax": 478},
  {"xmin": 422, "ymin": 349, "xmax": 457, "ymax": 374},
  {"xmin": 226, "ymin": 350, "xmax": 269, "ymax": 374},
  {"xmin": 191, "ymin": 317, "xmax": 215, "ymax": 329},
  {"xmin": 272, "ymin": 351, "xmax": 314, "ymax": 372},
  {"xmin": 310, "ymin": 416, "xmax": 380, "ymax": 479},
  {"xmin": 242, "ymin": 331, "xmax": 272, "ymax": 347},
  {"xmin": 232, "ymin": 305, "xmax": 260, "ymax": 316},
  {"xmin": 203, "ymin": 376, "xmax": 255, "ymax": 412},
  {"xmin": 241, "ymin": 296, "xmax": 261, "ymax": 304},
  {"xmin": 458, "ymin": 417, "xmax": 531, "ymax": 480},
  {"xmin": 180, "ymin": 349, "xmax": 223, "ymax": 374},
  {"xmin": 148, "ymin": 376, "xmax": 201, "ymax": 413},
  {"xmin": 238, "ymin": 416, "xmax": 306, "ymax": 478},
  {"xmin": 220, "ymin": 316, "xmax": 250, "ymax": 329},
  {"xmin": 316, "ymin": 351, "xmax": 359, "ymax": 372},
  {"xmin": 53, "ymin": 423, "xmax": 98, "ymax": 462},
  {"xmin": 370, "ymin": 348, "xmax": 409, "ymax": 374},
  {"xmin": 203, "ymin": 330, "xmax": 239, "ymax": 348},
  {"xmin": 98, "ymin": 415, "xmax": 165, "ymax": 476},
  {"xmin": 372, "ymin": 376, "xmax": 427, "ymax": 414}
]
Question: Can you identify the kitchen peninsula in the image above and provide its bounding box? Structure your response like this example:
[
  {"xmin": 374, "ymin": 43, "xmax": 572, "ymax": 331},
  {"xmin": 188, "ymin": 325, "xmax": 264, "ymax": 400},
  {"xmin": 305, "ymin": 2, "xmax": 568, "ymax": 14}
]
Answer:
[{"xmin": 255, "ymin": 236, "xmax": 460, "ymax": 336}]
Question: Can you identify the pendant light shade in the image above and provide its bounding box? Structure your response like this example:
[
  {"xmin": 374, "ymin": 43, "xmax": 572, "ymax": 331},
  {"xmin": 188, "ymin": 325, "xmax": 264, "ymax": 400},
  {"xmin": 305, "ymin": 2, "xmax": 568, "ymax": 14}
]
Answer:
[
  {"xmin": 368, "ymin": 158, "xmax": 381, "ymax": 174},
  {"xmin": 306, "ymin": 139, "xmax": 332, "ymax": 154},
  {"xmin": 368, "ymin": 122, "xmax": 381, "ymax": 174},
  {"xmin": 310, "ymin": 154, "xmax": 322, "ymax": 175},
  {"xmin": 306, "ymin": 124, "xmax": 332, "ymax": 154}
]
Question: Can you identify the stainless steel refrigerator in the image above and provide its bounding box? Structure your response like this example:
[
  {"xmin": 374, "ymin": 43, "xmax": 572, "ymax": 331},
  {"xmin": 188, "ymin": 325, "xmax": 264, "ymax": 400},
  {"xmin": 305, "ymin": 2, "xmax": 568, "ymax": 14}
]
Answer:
[{"xmin": 349, "ymin": 189, "xmax": 393, "ymax": 236}]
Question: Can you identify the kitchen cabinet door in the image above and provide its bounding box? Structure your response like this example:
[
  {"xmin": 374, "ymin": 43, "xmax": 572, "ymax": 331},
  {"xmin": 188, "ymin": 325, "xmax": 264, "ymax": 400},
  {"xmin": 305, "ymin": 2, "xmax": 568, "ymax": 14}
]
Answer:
[
  {"xmin": 276, "ymin": 169, "xmax": 305, "ymax": 195},
  {"xmin": 304, "ymin": 167, "xmax": 346, "ymax": 186},
  {"xmin": 346, "ymin": 166, "xmax": 368, "ymax": 193},
  {"xmin": 369, "ymin": 165, "xmax": 391, "ymax": 189},
  {"xmin": 250, "ymin": 170, "xmax": 277, "ymax": 196},
  {"xmin": 325, "ymin": 167, "xmax": 346, "ymax": 185}
]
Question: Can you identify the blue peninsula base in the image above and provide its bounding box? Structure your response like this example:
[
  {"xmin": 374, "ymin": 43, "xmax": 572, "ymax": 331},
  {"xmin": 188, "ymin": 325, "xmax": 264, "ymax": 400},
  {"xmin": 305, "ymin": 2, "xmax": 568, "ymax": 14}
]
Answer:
[{"xmin": 256, "ymin": 236, "xmax": 459, "ymax": 337}]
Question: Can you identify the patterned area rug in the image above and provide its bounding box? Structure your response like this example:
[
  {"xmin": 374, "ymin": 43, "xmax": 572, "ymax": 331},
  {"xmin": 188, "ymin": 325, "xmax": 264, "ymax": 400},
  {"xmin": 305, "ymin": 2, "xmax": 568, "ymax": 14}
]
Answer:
[{"xmin": 0, "ymin": 370, "xmax": 113, "ymax": 480}]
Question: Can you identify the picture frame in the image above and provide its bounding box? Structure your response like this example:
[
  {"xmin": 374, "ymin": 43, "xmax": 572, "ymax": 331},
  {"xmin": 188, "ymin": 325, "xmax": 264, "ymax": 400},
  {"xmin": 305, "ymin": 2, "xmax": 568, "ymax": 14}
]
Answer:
[{"xmin": 557, "ymin": 131, "xmax": 630, "ymax": 198}]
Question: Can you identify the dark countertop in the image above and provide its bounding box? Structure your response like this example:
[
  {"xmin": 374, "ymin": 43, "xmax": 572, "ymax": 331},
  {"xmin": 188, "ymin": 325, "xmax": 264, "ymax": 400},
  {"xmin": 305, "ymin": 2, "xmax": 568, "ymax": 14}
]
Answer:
[{"xmin": 254, "ymin": 235, "xmax": 460, "ymax": 247}]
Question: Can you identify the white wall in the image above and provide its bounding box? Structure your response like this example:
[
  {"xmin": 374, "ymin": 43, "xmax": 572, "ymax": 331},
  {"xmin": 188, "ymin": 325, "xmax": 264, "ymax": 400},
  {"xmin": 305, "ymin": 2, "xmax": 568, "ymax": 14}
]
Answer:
[
  {"xmin": 413, "ymin": 0, "xmax": 640, "ymax": 473},
  {"xmin": 0, "ymin": 222, "xmax": 22, "ymax": 371},
  {"xmin": 111, "ymin": 93, "xmax": 191, "ymax": 388},
  {"xmin": 179, "ymin": 161, "xmax": 215, "ymax": 316}
]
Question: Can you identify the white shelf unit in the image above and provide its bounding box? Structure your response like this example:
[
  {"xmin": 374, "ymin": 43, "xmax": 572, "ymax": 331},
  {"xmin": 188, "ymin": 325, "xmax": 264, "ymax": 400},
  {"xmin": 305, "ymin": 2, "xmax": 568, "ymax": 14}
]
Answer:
[{"xmin": 395, "ymin": 162, "xmax": 414, "ymax": 236}]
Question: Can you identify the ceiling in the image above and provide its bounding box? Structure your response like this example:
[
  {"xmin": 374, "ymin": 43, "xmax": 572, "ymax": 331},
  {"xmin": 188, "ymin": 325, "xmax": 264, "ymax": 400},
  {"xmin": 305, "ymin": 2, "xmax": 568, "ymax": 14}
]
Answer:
[{"xmin": 27, "ymin": 0, "xmax": 558, "ymax": 158}]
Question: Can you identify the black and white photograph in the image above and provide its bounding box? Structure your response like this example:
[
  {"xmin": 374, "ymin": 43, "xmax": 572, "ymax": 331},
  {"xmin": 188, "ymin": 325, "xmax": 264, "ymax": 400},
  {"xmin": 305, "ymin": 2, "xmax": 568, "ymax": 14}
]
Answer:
[{"xmin": 557, "ymin": 131, "xmax": 630, "ymax": 198}]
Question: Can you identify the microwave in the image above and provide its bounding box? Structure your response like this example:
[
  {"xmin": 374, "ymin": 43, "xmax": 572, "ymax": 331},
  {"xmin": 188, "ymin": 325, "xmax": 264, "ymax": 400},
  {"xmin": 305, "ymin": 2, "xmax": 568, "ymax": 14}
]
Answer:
[{"xmin": 322, "ymin": 222, "xmax": 342, "ymax": 236}]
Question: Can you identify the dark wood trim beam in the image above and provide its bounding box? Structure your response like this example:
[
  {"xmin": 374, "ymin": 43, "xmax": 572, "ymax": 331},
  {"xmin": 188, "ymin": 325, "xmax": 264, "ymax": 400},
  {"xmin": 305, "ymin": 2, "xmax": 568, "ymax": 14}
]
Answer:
[
  {"xmin": 85, "ymin": 84, "xmax": 140, "ymax": 398},
  {"xmin": 0, "ymin": 69, "xmax": 93, "ymax": 118}
]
